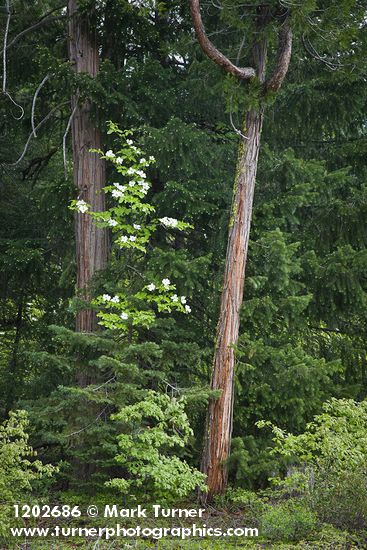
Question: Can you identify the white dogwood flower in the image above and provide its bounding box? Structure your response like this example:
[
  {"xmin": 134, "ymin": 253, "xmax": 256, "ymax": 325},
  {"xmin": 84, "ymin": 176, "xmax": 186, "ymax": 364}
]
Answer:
[
  {"xmin": 112, "ymin": 189, "xmax": 124, "ymax": 198},
  {"xmin": 105, "ymin": 150, "xmax": 115, "ymax": 158},
  {"xmin": 160, "ymin": 217, "xmax": 178, "ymax": 228},
  {"xmin": 76, "ymin": 200, "xmax": 89, "ymax": 213},
  {"xmin": 147, "ymin": 283, "xmax": 156, "ymax": 291},
  {"xmin": 114, "ymin": 183, "xmax": 126, "ymax": 191},
  {"xmin": 120, "ymin": 312, "xmax": 128, "ymax": 320},
  {"xmin": 162, "ymin": 278, "xmax": 171, "ymax": 289}
]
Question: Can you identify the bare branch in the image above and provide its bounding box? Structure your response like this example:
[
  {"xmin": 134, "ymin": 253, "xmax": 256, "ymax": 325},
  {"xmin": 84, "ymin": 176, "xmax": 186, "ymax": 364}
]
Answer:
[
  {"xmin": 63, "ymin": 101, "xmax": 78, "ymax": 179},
  {"xmin": 229, "ymin": 97, "xmax": 249, "ymax": 141},
  {"xmin": 301, "ymin": 34, "xmax": 343, "ymax": 71},
  {"xmin": 31, "ymin": 74, "xmax": 50, "ymax": 137},
  {"xmin": 1, "ymin": 14, "xmax": 67, "ymax": 55},
  {"xmin": 91, "ymin": 377, "xmax": 116, "ymax": 392},
  {"xmin": 66, "ymin": 405, "xmax": 110, "ymax": 438},
  {"xmin": 3, "ymin": 91, "xmax": 24, "ymax": 119},
  {"xmin": 9, "ymin": 101, "xmax": 69, "ymax": 166},
  {"xmin": 2, "ymin": 0, "xmax": 24, "ymax": 120},
  {"xmin": 263, "ymin": 19, "xmax": 293, "ymax": 94},
  {"xmin": 189, "ymin": 0, "xmax": 256, "ymax": 80},
  {"xmin": 2, "ymin": 0, "xmax": 10, "ymax": 93}
]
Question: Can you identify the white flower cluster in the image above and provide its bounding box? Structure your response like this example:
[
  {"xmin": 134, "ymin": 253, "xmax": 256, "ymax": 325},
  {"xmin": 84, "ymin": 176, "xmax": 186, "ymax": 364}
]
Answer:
[
  {"xmin": 105, "ymin": 150, "xmax": 123, "ymax": 164},
  {"xmin": 171, "ymin": 293, "xmax": 191, "ymax": 312},
  {"xmin": 120, "ymin": 235, "xmax": 137, "ymax": 244},
  {"xmin": 162, "ymin": 278, "xmax": 171, "ymax": 289},
  {"xmin": 112, "ymin": 182, "xmax": 126, "ymax": 199},
  {"xmin": 127, "ymin": 167, "xmax": 146, "ymax": 178},
  {"xmin": 102, "ymin": 294, "xmax": 120, "ymax": 303},
  {"xmin": 110, "ymin": 171, "xmax": 149, "ymax": 198},
  {"xmin": 147, "ymin": 279, "xmax": 192, "ymax": 313},
  {"xmin": 160, "ymin": 217, "xmax": 178, "ymax": 228},
  {"xmin": 76, "ymin": 200, "xmax": 89, "ymax": 213},
  {"xmin": 140, "ymin": 181, "xmax": 150, "ymax": 194}
]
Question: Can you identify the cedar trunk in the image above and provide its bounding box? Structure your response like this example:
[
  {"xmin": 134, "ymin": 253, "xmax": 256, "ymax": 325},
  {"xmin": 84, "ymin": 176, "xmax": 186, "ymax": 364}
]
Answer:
[
  {"xmin": 68, "ymin": 0, "xmax": 108, "ymax": 335},
  {"xmin": 201, "ymin": 37, "xmax": 267, "ymax": 500}
]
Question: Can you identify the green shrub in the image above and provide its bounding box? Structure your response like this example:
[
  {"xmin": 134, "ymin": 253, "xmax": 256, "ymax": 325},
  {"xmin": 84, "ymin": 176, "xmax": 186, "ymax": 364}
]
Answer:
[
  {"xmin": 310, "ymin": 467, "xmax": 367, "ymax": 531},
  {"xmin": 218, "ymin": 488, "xmax": 266, "ymax": 524},
  {"xmin": 261, "ymin": 500, "xmax": 316, "ymax": 542},
  {"xmin": 0, "ymin": 410, "xmax": 56, "ymax": 539},
  {"xmin": 259, "ymin": 399, "xmax": 367, "ymax": 532},
  {"xmin": 107, "ymin": 391, "xmax": 206, "ymax": 503}
]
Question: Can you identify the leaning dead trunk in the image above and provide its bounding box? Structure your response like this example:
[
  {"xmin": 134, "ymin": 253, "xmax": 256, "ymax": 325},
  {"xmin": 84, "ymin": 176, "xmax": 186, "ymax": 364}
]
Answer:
[
  {"xmin": 189, "ymin": 0, "xmax": 292, "ymax": 499},
  {"xmin": 68, "ymin": 0, "xmax": 108, "ymax": 335},
  {"xmin": 201, "ymin": 107, "xmax": 264, "ymax": 498}
]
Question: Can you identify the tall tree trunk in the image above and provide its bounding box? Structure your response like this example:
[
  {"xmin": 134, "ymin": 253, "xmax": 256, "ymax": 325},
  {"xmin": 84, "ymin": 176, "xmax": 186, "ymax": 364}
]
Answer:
[
  {"xmin": 201, "ymin": 35, "xmax": 267, "ymax": 500},
  {"xmin": 189, "ymin": 0, "xmax": 292, "ymax": 500},
  {"xmin": 68, "ymin": 0, "xmax": 108, "ymax": 335}
]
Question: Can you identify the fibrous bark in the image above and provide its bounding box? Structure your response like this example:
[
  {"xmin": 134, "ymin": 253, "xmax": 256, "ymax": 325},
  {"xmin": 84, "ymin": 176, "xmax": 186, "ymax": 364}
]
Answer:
[
  {"xmin": 201, "ymin": 31, "xmax": 267, "ymax": 496},
  {"xmin": 201, "ymin": 107, "xmax": 264, "ymax": 498},
  {"xmin": 189, "ymin": 0, "xmax": 292, "ymax": 500},
  {"xmin": 68, "ymin": 0, "xmax": 108, "ymax": 334}
]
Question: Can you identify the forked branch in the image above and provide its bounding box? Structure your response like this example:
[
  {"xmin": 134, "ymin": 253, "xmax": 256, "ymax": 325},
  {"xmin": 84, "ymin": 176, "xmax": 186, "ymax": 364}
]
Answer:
[
  {"xmin": 263, "ymin": 19, "xmax": 292, "ymax": 94},
  {"xmin": 189, "ymin": 0, "xmax": 256, "ymax": 80}
]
